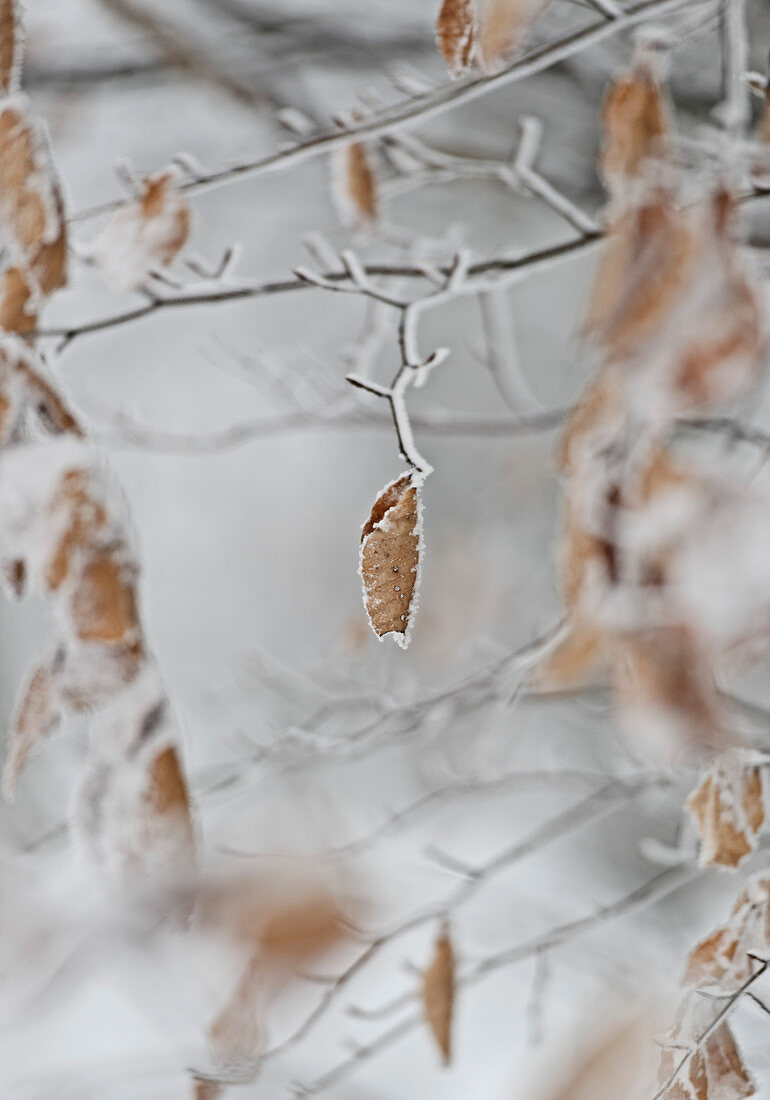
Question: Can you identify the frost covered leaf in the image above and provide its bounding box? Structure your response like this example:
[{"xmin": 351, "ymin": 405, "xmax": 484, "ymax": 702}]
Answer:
[
  {"xmin": 600, "ymin": 43, "xmax": 672, "ymax": 198},
  {"xmin": 0, "ymin": 338, "xmax": 83, "ymax": 444},
  {"xmin": 0, "ymin": 0, "xmax": 22, "ymax": 98},
  {"xmin": 686, "ymin": 750, "xmax": 768, "ymax": 869},
  {"xmin": 477, "ymin": 0, "xmax": 549, "ymax": 75},
  {"xmin": 435, "ymin": 0, "xmax": 475, "ymax": 78},
  {"xmin": 658, "ymin": 1022, "xmax": 754, "ymax": 1100},
  {"xmin": 90, "ymin": 167, "xmax": 190, "ymax": 291},
  {"xmin": 584, "ymin": 187, "xmax": 765, "ymax": 412},
  {"xmin": 614, "ymin": 628, "xmax": 729, "ymax": 760},
  {"xmin": 332, "ymin": 141, "xmax": 378, "ymax": 232},
  {"xmin": 583, "ymin": 186, "xmax": 695, "ymax": 361},
  {"xmin": 76, "ymin": 667, "xmax": 195, "ymax": 883},
  {"xmin": 360, "ymin": 472, "xmax": 422, "ymax": 647},
  {"xmin": 0, "ymin": 102, "xmax": 67, "ymax": 332},
  {"xmin": 422, "ymin": 922, "xmax": 454, "ymax": 1065},
  {"xmin": 685, "ymin": 872, "xmax": 770, "ymax": 990},
  {"xmin": 3, "ymin": 657, "xmax": 61, "ymax": 799}
]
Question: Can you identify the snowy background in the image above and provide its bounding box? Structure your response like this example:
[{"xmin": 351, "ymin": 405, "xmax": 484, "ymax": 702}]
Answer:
[{"xmin": 3, "ymin": 1, "xmax": 770, "ymax": 1097}]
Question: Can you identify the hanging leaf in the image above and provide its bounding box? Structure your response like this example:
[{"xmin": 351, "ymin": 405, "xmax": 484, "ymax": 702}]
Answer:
[
  {"xmin": 0, "ymin": 103, "xmax": 67, "ymax": 332},
  {"xmin": 422, "ymin": 922, "xmax": 455, "ymax": 1065},
  {"xmin": 687, "ymin": 750, "xmax": 768, "ymax": 870},
  {"xmin": 477, "ymin": 0, "xmax": 549, "ymax": 75},
  {"xmin": 0, "ymin": 0, "xmax": 22, "ymax": 99},
  {"xmin": 685, "ymin": 872, "xmax": 770, "ymax": 991},
  {"xmin": 331, "ymin": 141, "xmax": 378, "ymax": 232},
  {"xmin": 2, "ymin": 657, "xmax": 61, "ymax": 799},
  {"xmin": 90, "ymin": 168, "xmax": 190, "ymax": 291},
  {"xmin": 600, "ymin": 48, "xmax": 672, "ymax": 197},
  {"xmin": 360, "ymin": 472, "xmax": 423, "ymax": 647},
  {"xmin": 435, "ymin": 0, "xmax": 475, "ymax": 78},
  {"xmin": 657, "ymin": 1021, "xmax": 754, "ymax": 1100}
]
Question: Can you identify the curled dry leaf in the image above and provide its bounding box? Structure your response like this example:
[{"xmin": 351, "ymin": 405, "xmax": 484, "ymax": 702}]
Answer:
[
  {"xmin": 600, "ymin": 50, "xmax": 672, "ymax": 198},
  {"xmin": 3, "ymin": 657, "xmax": 61, "ymax": 799},
  {"xmin": 583, "ymin": 186, "xmax": 695, "ymax": 361},
  {"xmin": 331, "ymin": 141, "xmax": 378, "ymax": 232},
  {"xmin": 0, "ymin": 0, "xmax": 22, "ymax": 98},
  {"xmin": 90, "ymin": 168, "xmax": 190, "ymax": 291},
  {"xmin": 422, "ymin": 922, "xmax": 455, "ymax": 1065},
  {"xmin": 684, "ymin": 872, "xmax": 770, "ymax": 991},
  {"xmin": 686, "ymin": 750, "xmax": 768, "ymax": 869},
  {"xmin": 0, "ymin": 101, "xmax": 67, "ymax": 333},
  {"xmin": 360, "ymin": 472, "xmax": 422, "ymax": 647},
  {"xmin": 477, "ymin": 0, "xmax": 549, "ymax": 75},
  {"xmin": 75, "ymin": 666, "xmax": 195, "ymax": 883},
  {"xmin": 657, "ymin": 1021, "xmax": 754, "ymax": 1100},
  {"xmin": 435, "ymin": 0, "xmax": 475, "ymax": 78}
]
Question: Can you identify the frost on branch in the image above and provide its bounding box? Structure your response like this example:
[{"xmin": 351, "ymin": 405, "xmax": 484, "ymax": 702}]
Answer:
[
  {"xmin": 360, "ymin": 471, "xmax": 423, "ymax": 647},
  {"xmin": 435, "ymin": 0, "xmax": 475, "ymax": 78},
  {"xmin": 422, "ymin": 921, "xmax": 455, "ymax": 1065},
  {"xmin": 90, "ymin": 167, "xmax": 191, "ymax": 291},
  {"xmin": 687, "ymin": 750, "xmax": 769, "ymax": 870},
  {"xmin": 331, "ymin": 140, "xmax": 379, "ymax": 233}
]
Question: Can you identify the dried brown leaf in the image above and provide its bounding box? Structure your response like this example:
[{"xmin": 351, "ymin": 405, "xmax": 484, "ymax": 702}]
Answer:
[
  {"xmin": 422, "ymin": 923, "xmax": 454, "ymax": 1065},
  {"xmin": 477, "ymin": 0, "xmax": 549, "ymax": 75},
  {"xmin": 658, "ymin": 1021, "xmax": 754, "ymax": 1100},
  {"xmin": 90, "ymin": 168, "xmax": 190, "ymax": 291},
  {"xmin": 71, "ymin": 554, "xmax": 140, "ymax": 644},
  {"xmin": 332, "ymin": 141, "xmax": 378, "ymax": 231},
  {"xmin": 146, "ymin": 744, "xmax": 192, "ymax": 822},
  {"xmin": 0, "ymin": 103, "xmax": 67, "ymax": 330},
  {"xmin": 360, "ymin": 472, "xmax": 422, "ymax": 646},
  {"xmin": 0, "ymin": 0, "xmax": 21, "ymax": 97},
  {"xmin": 600, "ymin": 62, "xmax": 671, "ymax": 196},
  {"xmin": 684, "ymin": 872, "xmax": 770, "ymax": 990},
  {"xmin": 435, "ymin": 0, "xmax": 475, "ymax": 78},
  {"xmin": 584, "ymin": 189, "xmax": 696, "ymax": 361},
  {"xmin": 687, "ymin": 750, "xmax": 767, "ymax": 869},
  {"xmin": 3, "ymin": 658, "xmax": 61, "ymax": 799}
]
